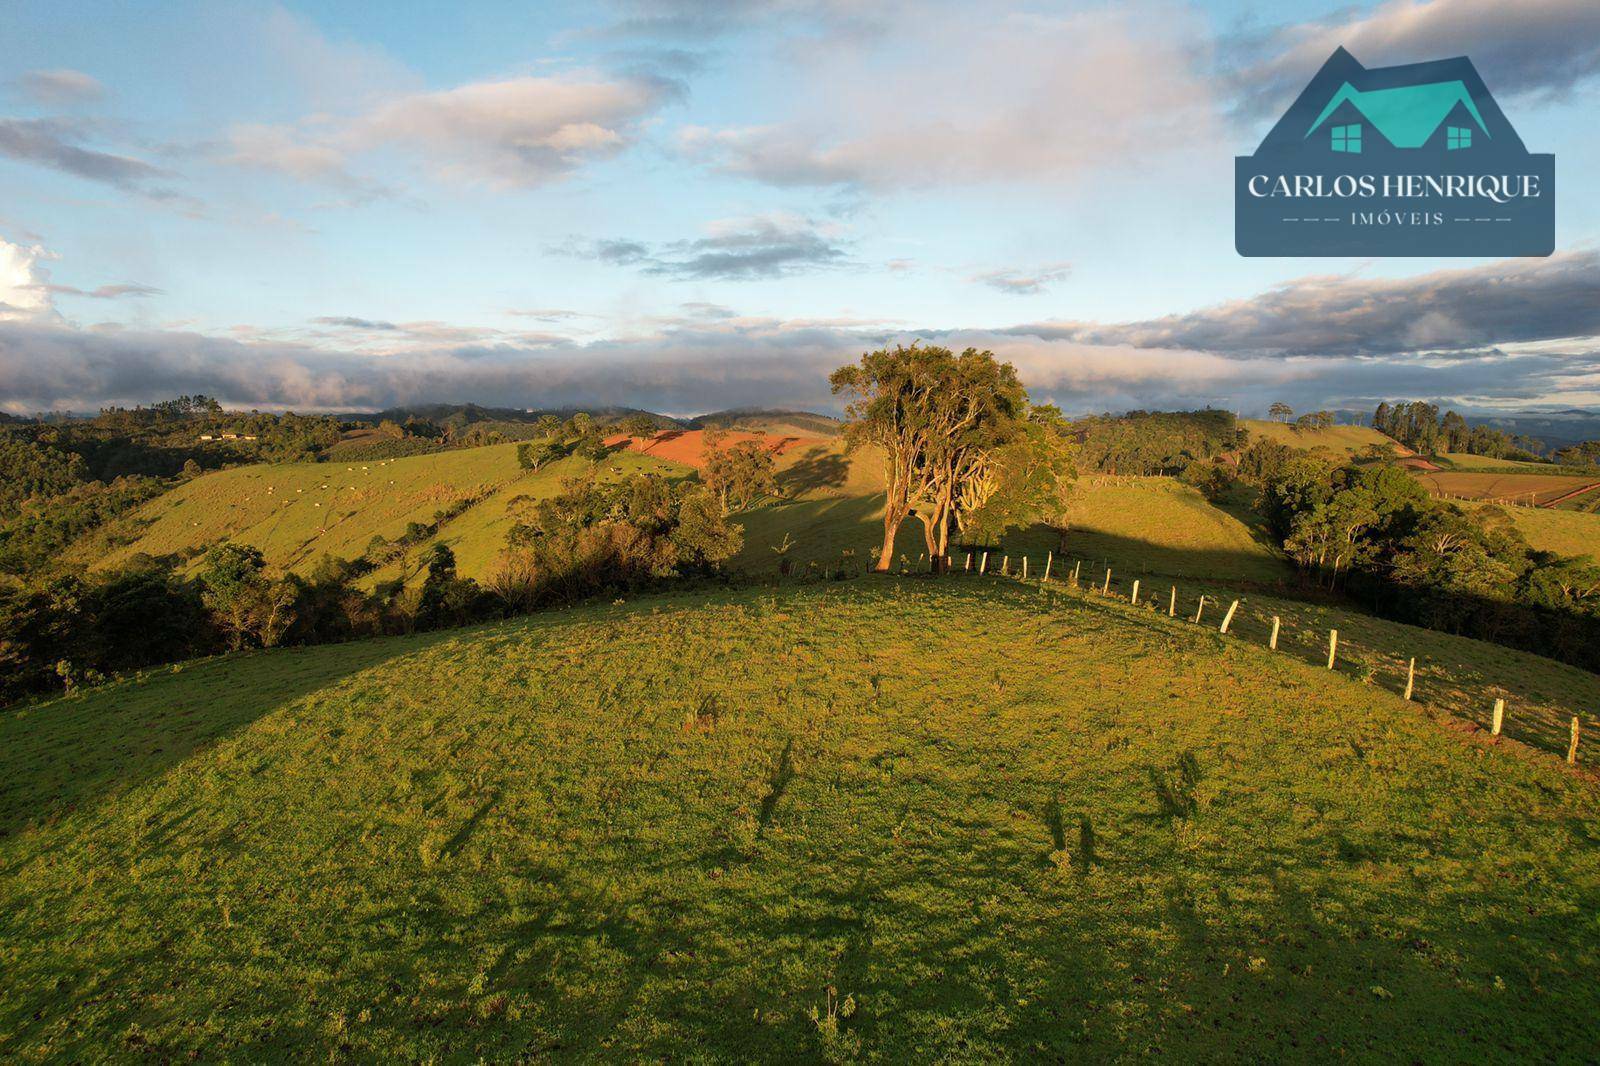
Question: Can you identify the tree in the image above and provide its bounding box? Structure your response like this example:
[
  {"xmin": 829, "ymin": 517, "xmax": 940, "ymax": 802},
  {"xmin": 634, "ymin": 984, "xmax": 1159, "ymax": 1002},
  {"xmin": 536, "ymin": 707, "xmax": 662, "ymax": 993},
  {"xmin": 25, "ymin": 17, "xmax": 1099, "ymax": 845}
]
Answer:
[
  {"xmin": 703, "ymin": 439, "xmax": 777, "ymax": 514},
  {"xmin": 199, "ymin": 544, "xmax": 296, "ymax": 650},
  {"xmin": 1269, "ymin": 402, "xmax": 1294, "ymax": 423},
  {"xmin": 517, "ymin": 438, "xmax": 565, "ymax": 471},
  {"xmin": 1372, "ymin": 401, "xmax": 1393, "ymax": 435},
  {"xmin": 621, "ymin": 414, "xmax": 658, "ymax": 442},
  {"xmin": 830, "ymin": 343, "xmax": 1026, "ymax": 572}
]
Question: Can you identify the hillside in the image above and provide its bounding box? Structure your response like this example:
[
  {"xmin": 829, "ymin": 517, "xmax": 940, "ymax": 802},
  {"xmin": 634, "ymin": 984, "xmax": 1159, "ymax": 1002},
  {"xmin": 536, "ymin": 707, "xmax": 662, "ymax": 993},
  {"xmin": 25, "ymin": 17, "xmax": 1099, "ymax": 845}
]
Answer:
[
  {"xmin": 1240, "ymin": 418, "xmax": 1403, "ymax": 456},
  {"xmin": 688, "ymin": 409, "xmax": 842, "ymax": 437},
  {"xmin": 2, "ymin": 579, "xmax": 1596, "ymax": 1059},
  {"xmin": 1465, "ymin": 502, "xmax": 1600, "ymax": 559},
  {"xmin": 86, "ymin": 443, "xmax": 687, "ymax": 585}
]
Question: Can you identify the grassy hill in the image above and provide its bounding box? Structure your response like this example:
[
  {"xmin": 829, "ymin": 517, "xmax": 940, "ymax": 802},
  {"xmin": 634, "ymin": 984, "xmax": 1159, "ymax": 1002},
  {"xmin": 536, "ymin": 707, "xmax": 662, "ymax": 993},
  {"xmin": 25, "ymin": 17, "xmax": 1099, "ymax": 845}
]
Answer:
[
  {"xmin": 84, "ymin": 444, "xmax": 687, "ymax": 585},
  {"xmin": 2, "ymin": 578, "xmax": 1596, "ymax": 1059},
  {"xmin": 735, "ymin": 442, "xmax": 1289, "ymax": 585},
  {"xmin": 1241, "ymin": 419, "xmax": 1402, "ymax": 456},
  {"xmin": 1464, "ymin": 502, "xmax": 1600, "ymax": 559}
]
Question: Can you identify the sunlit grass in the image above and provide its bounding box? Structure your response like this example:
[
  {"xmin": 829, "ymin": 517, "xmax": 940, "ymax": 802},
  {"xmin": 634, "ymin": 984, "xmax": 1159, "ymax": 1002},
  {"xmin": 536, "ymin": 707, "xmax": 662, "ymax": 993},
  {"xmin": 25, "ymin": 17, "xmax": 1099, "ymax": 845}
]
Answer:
[{"xmin": 2, "ymin": 579, "xmax": 1597, "ymax": 1060}]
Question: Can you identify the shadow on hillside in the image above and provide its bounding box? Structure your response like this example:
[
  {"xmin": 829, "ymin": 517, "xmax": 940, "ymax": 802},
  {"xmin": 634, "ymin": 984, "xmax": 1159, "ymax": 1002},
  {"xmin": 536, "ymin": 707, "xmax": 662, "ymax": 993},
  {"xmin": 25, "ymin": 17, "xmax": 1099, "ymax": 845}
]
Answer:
[
  {"xmin": 778, "ymin": 445, "xmax": 849, "ymax": 494},
  {"xmin": 0, "ymin": 630, "xmax": 462, "ymax": 838}
]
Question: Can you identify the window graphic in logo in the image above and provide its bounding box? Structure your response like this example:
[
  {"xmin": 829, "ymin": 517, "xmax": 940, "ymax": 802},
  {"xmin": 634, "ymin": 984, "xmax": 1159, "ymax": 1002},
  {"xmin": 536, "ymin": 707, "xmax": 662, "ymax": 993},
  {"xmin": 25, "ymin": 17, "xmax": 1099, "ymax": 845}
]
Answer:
[{"xmin": 1236, "ymin": 47, "xmax": 1554, "ymax": 257}]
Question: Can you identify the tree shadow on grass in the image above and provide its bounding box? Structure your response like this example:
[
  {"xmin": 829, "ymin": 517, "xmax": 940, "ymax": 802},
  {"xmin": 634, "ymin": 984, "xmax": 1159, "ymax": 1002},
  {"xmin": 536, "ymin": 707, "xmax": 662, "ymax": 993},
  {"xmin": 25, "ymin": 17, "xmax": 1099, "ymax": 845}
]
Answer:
[{"xmin": 0, "ymin": 629, "xmax": 463, "ymax": 839}]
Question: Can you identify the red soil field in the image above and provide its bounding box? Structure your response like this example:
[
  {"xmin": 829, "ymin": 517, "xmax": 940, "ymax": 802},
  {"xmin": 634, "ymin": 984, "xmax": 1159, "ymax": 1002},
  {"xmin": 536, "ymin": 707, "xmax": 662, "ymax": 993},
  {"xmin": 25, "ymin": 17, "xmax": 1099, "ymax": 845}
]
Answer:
[{"xmin": 603, "ymin": 429, "xmax": 820, "ymax": 470}]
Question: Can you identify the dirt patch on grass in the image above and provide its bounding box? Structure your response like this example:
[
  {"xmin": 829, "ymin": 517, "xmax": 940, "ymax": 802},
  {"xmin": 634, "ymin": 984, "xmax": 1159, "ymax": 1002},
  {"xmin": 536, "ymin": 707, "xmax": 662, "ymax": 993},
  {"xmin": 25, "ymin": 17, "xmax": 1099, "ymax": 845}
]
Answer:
[{"xmin": 605, "ymin": 429, "xmax": 820, "ymax": 470}]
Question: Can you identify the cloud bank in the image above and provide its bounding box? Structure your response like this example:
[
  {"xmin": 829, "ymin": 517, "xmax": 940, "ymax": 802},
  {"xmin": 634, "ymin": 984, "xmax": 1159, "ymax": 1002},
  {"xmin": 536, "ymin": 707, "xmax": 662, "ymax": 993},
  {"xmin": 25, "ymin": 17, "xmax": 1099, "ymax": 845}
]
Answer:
[{"xmin": 3, "ymin": 252, "xmax": 1598, "ymax": 417}]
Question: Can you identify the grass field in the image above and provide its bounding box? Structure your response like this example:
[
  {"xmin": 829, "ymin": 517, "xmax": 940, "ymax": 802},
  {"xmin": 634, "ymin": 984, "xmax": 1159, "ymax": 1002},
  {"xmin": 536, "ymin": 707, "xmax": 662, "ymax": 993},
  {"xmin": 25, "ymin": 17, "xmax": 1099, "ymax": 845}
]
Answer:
[
  {"xmin": 1461, "ymin": 502, "xmax": 1600, "ymax": 559},
  {"xmin": 1409, "ymin": 469, "xmax": 1600, "ymax": 508},
  {"xmin": 1434, "ymin": 453, "xmax": 1554, "ymax": 472},
  {"xmin": 3, "ymin": 578, "xmax": 1597, "ymax": 1060},
  {"xmin": 1240, "ymin": 419, "xmax": 1403, "ymax": 456},
  {"xmin": 85, "ymin": 444, "xmax": 685, "ymax": 585}
]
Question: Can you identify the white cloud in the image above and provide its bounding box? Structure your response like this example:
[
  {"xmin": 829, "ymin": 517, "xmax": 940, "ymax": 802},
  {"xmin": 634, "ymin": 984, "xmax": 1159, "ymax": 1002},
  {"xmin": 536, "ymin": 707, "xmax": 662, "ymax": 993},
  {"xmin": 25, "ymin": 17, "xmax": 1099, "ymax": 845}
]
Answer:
[
  {"xmin": 12, "ymin": 69, "xmax": 105, "ymax": 105},
  {"xmin": 971, "ymin": 263, "xmax": 1072, "ymax": 295},
  {"xmin": 227, "ymin": 71, "xmax": 678, "ymax": 192},
  {"xmin": 680, "ymin": 6, "xmax": 1217, "ymax": 190},
  {"xmin": 0, "ymin": 238, "xmax": 55, "ymax": 321}
]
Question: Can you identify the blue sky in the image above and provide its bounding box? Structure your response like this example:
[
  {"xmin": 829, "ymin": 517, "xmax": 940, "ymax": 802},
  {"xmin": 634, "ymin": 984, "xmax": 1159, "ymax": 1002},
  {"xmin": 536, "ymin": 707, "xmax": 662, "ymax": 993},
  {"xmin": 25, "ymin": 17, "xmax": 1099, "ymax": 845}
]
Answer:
[{"xmin": 2, "ymin": 0, "xmax": 1599, "ymax": 417}]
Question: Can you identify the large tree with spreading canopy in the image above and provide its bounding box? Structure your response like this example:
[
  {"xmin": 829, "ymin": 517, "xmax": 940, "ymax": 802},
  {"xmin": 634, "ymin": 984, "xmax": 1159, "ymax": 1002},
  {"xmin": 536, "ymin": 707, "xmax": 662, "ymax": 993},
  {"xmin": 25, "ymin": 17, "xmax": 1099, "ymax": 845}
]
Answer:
[{"xmin": 831, "ymin": 343, "xmax": 1067, "ymax": 572}]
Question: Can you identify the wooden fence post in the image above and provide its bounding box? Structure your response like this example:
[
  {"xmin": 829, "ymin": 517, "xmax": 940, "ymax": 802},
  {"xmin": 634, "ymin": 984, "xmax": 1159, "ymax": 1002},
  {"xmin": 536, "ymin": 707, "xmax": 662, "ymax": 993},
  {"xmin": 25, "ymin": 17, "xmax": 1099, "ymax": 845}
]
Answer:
[
  {"xmin": 1491, "ymin": 698, "xmax": 1505, "ymax": 737},
  {"xmin": 1326, "ymin": 629, "xmax": 1338, "ymax": 669},
  {"xmin": 1194, "ymin": 597, "xmax": 1205, "ymax": 624},
  {"xmin": 980, "ymin": 551, "xmax": 988, "ymax": 575},
  {"xmin": 1072, "ymin": 560, "xmax": 1081, "ymax": 588},
  {"xmin": 1043, "ymin": 552, "xmax": 1052, "ymax": 582},
  {"xmin": 1269, "ymin": 616, "xmax": 1280, "ymax": 650},
  {"xmin": 1569, "ymin": 717, "xmax": 1581, "ymax": 765},
  {"xmin": 965, "ymin": 552, "xmax": 972, "ymax": 572},
  {"xmin": 1403, "ymin": 657, "xmax": 1415, "ymax": 701},
  {"xmin": 1001, "ymin": 555, "xmax": 1009, "ymax": 576},
  {"xmin": 1102, "ymin": 568, "xmax": 1112, "ymax": 595},
  {"xmin": 1168, "ymin": 586, "xmax": 1176, "ymax": 617},
  {"xmin": 1130, "ymin": 579, "xmax": 1140, "ymax": 605},
  {"xmin": 1219, "ymin": 599, "xmax": 1239, "ymax": 634},
  {"xmin": 1022, "ymin": 556, "xmax": 1029, "ymax": 580}
]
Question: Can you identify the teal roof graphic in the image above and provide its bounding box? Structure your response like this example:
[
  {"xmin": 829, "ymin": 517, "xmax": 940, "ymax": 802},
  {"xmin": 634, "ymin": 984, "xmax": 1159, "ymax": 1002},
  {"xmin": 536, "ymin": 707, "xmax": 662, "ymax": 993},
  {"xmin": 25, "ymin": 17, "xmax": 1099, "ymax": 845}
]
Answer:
[
  {"xmin": 1305, "ymin": 80, "xmax": 1489, "ymax": 148},
  {"xmin": 1245, "ymin": 46, "xmax": 1533, "ymax": 161}
]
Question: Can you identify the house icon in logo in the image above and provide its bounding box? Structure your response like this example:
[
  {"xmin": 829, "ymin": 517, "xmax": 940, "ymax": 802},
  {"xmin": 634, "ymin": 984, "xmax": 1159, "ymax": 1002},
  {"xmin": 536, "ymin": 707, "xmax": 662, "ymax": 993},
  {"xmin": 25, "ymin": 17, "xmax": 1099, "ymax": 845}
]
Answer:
[{"xmin": 1236, "ymin": 48, "xmax": 1554, "ymax": 257}]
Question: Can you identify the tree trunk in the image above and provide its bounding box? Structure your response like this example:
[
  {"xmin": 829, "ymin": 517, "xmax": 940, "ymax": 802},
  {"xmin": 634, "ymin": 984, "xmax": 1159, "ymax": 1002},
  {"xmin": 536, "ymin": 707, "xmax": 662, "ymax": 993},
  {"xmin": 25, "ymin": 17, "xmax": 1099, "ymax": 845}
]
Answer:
[{"xmin": 876, "ymin": 514, "xmax": 900, "ymax": 571}]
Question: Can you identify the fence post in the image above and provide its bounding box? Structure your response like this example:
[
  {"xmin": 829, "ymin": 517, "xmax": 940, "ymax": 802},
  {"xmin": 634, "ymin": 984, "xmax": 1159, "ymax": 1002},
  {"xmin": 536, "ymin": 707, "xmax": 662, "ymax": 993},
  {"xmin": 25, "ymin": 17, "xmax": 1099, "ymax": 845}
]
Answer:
[
  {"xmin": 1072, "ymin": 560, "xmax": 1081, "ymax": 588},
  {"xmin": 980, "ymin": 551, "xmax": 988, "ymax": 575},
  {"xmin": 1491, "ymin": 698, "xmax": 1505, "ymax": 737},
  {"xmin": 1168, "ymin": 586, "xmax": 1176, "ymax": 617},
  {"xmin": 1269, "ymin": 615, "xmax": 1280, "ymax": 650},
  {"xmin": 1022, "ymin": 556, "xmax": 1029, "ymax": 580},
  {"xmin": 1194, "ymin": 597, "xmax": 1205, "ymax": 624},
  {"xmin": 965, "ymin": 552, "xmax": 972, "ymax": 572},
  {"xmin": 1043, "ymin": 552, "xmax": 1052, "ymax": 582},
  {"xmin": 1569, "ymin": 717, "xmax": 1581, "ymax": 765},
  {"xmin": 1326, "ymin": 629, "xmax": 1338, "ymax": 669},
  {"xmin": 1001, "ymin": 555, "xmax": 1009, "ymax": 576},
  {"xmin": 1403, "ymin": 657, "xmax": 1415, "ymax": 701},
  {"xmin": 1220, "ymin": 599, "xmax": 1239, "ymax": 634},
  {"xmin": 1130, "ymin": 579, "xmax": 1140, "ymax": 605},
  {"xmin": 1102, "ymin": 568, "xmax": 1112, "ymax": 595}
]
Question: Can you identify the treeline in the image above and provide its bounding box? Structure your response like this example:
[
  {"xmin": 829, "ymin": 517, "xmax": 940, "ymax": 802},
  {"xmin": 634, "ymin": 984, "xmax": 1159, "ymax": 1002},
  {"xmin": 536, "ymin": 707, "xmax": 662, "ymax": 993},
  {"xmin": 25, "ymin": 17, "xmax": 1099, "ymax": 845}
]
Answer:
[
  {"xmin": 1370, "ymin": 401, "xmax": 1543, "ymax": 460},
  {"xmin": 1238, "ymin": 439, "xmax": 1600, "ymax": 671},
  {"xmin": 0, "ymin": 471, "xmax": 742, "ymax": 706},
  {"xmin": 1073, "ymin": 409, "xmax": 1242, "ymax": 477}
]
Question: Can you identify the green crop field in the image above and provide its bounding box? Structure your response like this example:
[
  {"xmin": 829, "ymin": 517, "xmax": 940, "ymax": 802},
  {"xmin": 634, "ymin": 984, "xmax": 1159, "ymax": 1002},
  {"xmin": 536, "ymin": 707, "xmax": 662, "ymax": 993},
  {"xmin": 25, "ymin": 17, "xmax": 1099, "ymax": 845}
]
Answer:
[
  {"xmin": 83, "ymin": 444, "xmax": 686, "ymax": 585},
  {"xmin": 3, "ymin": 578, "xmax": 1597, "ymax": 1061},
  {"xmin": 1240, "ymin": 419, "xmax": 1402, "ymax": 456}
]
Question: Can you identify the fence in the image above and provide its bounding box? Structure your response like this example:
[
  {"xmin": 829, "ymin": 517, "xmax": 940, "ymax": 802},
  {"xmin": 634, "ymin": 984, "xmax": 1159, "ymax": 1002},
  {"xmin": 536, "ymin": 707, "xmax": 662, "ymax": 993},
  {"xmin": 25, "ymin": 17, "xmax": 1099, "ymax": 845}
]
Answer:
[{"xmin": 894, "ymin": 546, "xmax": 1588, "ymax": 770}]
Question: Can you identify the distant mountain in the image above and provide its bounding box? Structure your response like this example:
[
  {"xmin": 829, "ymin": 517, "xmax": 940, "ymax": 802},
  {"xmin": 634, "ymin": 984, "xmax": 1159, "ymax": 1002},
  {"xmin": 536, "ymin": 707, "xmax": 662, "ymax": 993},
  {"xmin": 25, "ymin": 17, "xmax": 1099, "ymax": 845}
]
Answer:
[
  {"xmin": 1462, "ymin": 409, "xmax": 1600, "ymax": 451},
  {"xmin": 687, "ymin": 408, "xmax": 842, "ymax": 436},
  {"xmin": 359, "ymin": 404, "xmax": 682, "ymax": 430}
]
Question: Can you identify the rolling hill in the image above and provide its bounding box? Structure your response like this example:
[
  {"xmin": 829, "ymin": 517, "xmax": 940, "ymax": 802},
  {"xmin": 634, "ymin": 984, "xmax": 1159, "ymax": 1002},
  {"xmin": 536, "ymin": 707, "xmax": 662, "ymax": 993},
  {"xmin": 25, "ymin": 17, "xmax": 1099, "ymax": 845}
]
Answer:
[
  {"xmin": 2, "ymin": 578, "xmax": 1595, "ymax": 1059},
  {"xmin": 83, "ymin": 443, "xmax": 688, "ymax": 586},
  {"xmin": 1240, "ymin": 418, "xmax": 1404, "ymax": 457}
]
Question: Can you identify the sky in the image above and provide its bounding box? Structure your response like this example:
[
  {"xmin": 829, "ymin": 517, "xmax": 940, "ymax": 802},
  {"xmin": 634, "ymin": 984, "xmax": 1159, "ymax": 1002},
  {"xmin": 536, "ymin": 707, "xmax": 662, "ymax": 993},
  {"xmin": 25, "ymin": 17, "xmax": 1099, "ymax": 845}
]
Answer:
[{"xmin": 1, "ymin": 0, "xmax": 1599, "ymax": 418}]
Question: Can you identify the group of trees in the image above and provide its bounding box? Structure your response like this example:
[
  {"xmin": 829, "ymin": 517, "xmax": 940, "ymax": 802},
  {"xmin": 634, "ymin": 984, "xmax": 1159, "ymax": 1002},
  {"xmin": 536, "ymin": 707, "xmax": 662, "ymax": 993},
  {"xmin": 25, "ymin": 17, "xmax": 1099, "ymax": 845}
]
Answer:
[
  {"xmin": 831, "ymin": 344, "xmax": 1075, "ymax": 571},
  {"xmin": 1074, "ymin": 410, "xmax": 1242, "ymax": 477},
  {"xmin": 1267, "ymin": 404, "xmax": 1337, "ymax": 431},
  {"xmin": 1237, "ymin": 439, "xmax": 1600, "ymax": 670},
  {"xmin": 495, "ymin": 473, "xmax": 741, "ymax": 610},
  {"xmin": 1371, "ymin": 401, "xmax": 1542, "ymax": 461}
]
